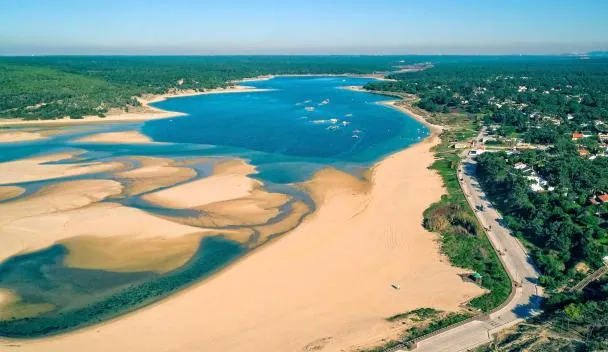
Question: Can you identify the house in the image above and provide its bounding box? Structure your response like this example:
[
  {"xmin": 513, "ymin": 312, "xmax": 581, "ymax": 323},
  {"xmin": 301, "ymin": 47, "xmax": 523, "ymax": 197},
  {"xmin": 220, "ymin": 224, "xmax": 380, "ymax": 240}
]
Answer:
[
  {"xmin": 578, "ymin": 148, "xmax": 591, "ymax": 156},
  {"xmin": 590, "ymin": 193, "xmax": 608, "ymax": 204},
  {"xmin": 514, "ymin": 162, "xmax": 528, "ymax": 170},
  {"xmin": 452, "ymin": 142, "xmax": 470, "ymax": 149},
  {"xmin": 572, "ymin": 132, "xmax": 584, "ymax": 141},
  {"xmin": 598, "ymin": 133, "xmax": 608, "ymax": 143},
  {"xmin": 526, "ymin": 174, "xmax": 554, "ymax": 192}
]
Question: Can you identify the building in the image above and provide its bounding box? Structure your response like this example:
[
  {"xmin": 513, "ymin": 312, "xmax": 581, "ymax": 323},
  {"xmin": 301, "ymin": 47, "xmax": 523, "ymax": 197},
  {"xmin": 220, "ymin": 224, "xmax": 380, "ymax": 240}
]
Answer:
[
  {"xmin": 578, "ymin": 148, "xmax": 591, "ymax": 157},
  {"xmin": 572, "ymin": 132, "xmax": 584, "ymax": 141},
  {"xmin": 599, "ymin": 133, "xmax": 608, "ymax": 143},
  {"xmin": 452, "ymin": 142, "xmax": 470, "ymax": 149},
  {"xmin": 590, "ymin": 193, "xmax": 608, "ymax": 205}
]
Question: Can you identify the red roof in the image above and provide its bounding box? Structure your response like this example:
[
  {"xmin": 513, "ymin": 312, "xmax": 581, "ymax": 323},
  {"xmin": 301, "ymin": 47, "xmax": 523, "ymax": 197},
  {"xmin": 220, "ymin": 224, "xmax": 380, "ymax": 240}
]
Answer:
[
  {"xmin": 578, "ymin": 149, "xmax": 590, "ymax": 156},
  {"xmin": 572, "ymin": 132, "xmax": 584, "ymax": 139},
  {"xmin": 599, "ymin": 194, "xmax": 608, "ymax": 203}
]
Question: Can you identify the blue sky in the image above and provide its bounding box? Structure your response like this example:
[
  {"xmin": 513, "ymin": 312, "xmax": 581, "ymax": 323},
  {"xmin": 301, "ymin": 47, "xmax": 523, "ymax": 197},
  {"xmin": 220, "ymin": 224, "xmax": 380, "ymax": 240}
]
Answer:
[{"xmin": 1, "ymin": 0, "xmax": 607, "ymax": 55}]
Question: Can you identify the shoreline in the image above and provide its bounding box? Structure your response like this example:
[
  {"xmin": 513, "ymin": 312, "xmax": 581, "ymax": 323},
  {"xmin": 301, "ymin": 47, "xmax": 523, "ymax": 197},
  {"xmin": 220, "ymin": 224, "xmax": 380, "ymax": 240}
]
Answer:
[
  {"xmin": 4, "ymin": 88, "xmax": 486, "ymax": 351},
  {"xmin": 342, "ymin": 85, "xmax": 443, "ymax": 134},
  {"xmin": 0, "ymin": 75, "xmax": 386, "ymax": 136},
  {"xmin": 0, "ymin": 85, "xmax": 272, "ymax": 130}
]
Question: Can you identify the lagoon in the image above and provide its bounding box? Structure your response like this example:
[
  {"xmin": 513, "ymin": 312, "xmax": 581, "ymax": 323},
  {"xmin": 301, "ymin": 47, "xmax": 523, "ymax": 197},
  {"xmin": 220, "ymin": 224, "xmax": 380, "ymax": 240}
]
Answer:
[{"xmin": 0, "ymin": 76, "xmax": 428, "ymax": 337}]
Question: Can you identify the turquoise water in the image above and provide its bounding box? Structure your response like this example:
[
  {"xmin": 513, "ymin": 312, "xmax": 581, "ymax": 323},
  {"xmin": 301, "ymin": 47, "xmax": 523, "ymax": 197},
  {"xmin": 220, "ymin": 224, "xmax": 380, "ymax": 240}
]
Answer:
[{"xmin": 0, "ymin": 76, "xmax": 427, "ymax": 337}]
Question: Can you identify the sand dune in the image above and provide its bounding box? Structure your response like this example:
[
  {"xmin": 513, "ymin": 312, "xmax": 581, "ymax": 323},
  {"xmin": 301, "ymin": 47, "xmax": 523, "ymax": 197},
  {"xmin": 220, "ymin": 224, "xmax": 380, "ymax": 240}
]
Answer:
[
  {"xmin": 12, "ymin": 133, "xmax": 484, "ymax": 352},
  {"xmin": 74, "ymin": 130, "xmax": 153, "ymax": 144}
]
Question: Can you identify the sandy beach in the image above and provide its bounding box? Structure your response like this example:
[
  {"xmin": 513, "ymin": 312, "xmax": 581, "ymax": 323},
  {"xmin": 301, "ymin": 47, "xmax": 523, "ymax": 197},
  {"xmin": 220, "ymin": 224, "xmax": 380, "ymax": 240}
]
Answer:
[
  {"xmin": 0, "ymin": 77, "xmax": 486, "ymax": 351},
  {"xmin": 7, "ymin": 124, "xmax": 484, "ymax": 351}
]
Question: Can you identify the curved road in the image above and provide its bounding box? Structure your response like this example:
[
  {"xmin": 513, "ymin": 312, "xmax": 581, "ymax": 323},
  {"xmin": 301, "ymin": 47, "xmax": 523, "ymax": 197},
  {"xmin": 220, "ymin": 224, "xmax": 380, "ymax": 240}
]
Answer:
[{"xmin": 397, "ymin": 147, "xmax": 543, "ymax": 351}]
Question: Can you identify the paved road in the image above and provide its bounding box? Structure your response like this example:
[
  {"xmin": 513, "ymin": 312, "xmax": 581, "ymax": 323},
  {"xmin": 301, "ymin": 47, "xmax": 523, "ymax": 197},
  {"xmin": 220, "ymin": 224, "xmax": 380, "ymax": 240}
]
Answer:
[{"xmin": 397, "ymin": 147, "xmax": 543, "ymax": 351}]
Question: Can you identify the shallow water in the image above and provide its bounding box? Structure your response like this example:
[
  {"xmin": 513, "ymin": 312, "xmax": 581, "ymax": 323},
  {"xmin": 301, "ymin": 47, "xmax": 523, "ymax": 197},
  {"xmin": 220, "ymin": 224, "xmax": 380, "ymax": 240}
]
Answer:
[
  {"xmin": 0, "ymin": 76, "xmax": 427, "ymax": 337},
  {"xmin": 145, "ymin": 76, "xmax": 428, "ymax": 182}
]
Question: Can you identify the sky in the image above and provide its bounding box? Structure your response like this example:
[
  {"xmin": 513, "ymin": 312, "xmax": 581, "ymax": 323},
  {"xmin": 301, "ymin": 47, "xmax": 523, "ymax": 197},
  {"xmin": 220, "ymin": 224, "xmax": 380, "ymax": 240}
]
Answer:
[{"xmin": 1, "ymin": 0, "xmax": 607, "ymax": 55}]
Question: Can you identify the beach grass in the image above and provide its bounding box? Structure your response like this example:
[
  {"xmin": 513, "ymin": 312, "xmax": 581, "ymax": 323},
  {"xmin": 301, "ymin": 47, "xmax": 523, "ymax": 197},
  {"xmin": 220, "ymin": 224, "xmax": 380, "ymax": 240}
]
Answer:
[{"xmin": 423, "ymin": 111, "xmax": 512, "ymax": 312}]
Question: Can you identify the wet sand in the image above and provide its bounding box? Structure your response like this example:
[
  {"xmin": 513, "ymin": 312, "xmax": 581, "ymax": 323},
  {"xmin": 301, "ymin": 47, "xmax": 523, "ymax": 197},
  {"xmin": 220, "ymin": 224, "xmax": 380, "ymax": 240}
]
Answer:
[
  {"xmin": 0, "ymin": 186, "xmax": 25, "ymax": 202},
  {"xmin": 0, "ymin": 151, "xmax": 125, "ymax": 185},
  {"xmin": 10, "ymin": 130, "xmax": 485, "ymax": 352},
  {"xmin": 116, "ymin": 156, "xmax": 197, "ymax": 196},
  {"xmin": 0, "ymin": 130, "xmax": 46, "ymax": 143},
  {"xmin": 74, "ymin": 130, "xmax": 153, "ymax": 144}
]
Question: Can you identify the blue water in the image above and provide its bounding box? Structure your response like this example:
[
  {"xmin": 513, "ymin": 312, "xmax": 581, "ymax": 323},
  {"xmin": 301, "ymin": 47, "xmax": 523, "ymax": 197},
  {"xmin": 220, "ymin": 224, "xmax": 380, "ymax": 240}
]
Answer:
[
  {"xmin": 0, "ymin": 77, "xmax": 427, "ymax": 184},
  {"xmin": 144, "ymin": 76, "xmax": 428, "ymax": 182},
  {"xmin": 0, "ymin": 76, "xmax": 428, "ymax": 336}
]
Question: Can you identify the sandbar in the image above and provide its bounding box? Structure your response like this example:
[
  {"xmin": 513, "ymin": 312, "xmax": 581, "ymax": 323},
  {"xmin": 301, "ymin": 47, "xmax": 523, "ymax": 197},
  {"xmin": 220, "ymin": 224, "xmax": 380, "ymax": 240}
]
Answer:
[
  {"xmin": 142, "ymin": 158, "xmax": 260, "ymax": 209},
  {"xmin": 0, "ymin": 130, "xmax": 46, "ymax": 143},
  {"xmin": 11, "ymin": 130, "xmax": 484, "ymax": 352},
  {"xmin": 0, "ymin": 186, "xmax": 25, "ymax": 202},
  {"xmin": 116, "ymin": 156, "xmax": 197, "ymax": 196},
  {"xmin": 0, "ymin": 179, "xmax": 123, "ymax": 262},
  {"xmin": 0, "ymin": 151, "xmax": 125, "ymax": 185},
  {"xmin": 74, "ymin": 130, "xmax": 153, "ymax": 144}
]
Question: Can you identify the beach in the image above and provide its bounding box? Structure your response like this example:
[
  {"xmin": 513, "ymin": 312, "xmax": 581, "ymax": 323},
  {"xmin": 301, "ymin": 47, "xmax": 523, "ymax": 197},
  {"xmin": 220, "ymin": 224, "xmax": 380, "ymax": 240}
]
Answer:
[{"xmin": 6, "ymin": 124, "xmax": 484, "ymax": 351}]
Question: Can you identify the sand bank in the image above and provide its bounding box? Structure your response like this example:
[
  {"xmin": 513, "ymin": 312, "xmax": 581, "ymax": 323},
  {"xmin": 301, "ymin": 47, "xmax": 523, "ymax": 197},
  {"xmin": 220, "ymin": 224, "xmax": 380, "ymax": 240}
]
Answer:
[
  {"xmin": 0, "ymin": 179, "xmax": 123, "ymax": 262},
  {"xmin": 12, "ymin": 130, "xmax": 484, "ymax": 352},
  {"xmin": 74, "ymin": 130, "xmax": 153, "ymax": 144},
  {"xmin": 143, "ymin": 174, "xmax": 260, "ymax": 209},
  {"xmin": 0, "ymin": 289, "xmax": 54, "ymax": 321},
  {"xmin": 62, "ymin": 233, "xmax": 206, "ymax": 274},
  {"xmin": 116, "ymin": 156, "xmax": 197, "ymax": 196},
  {"xmin": 0, "ymin": 151, "xmax": 124, "ymax": 185},
  {"xmin": 0, "ymin": 130, "xmax": 46, "ymax": 143},
  {"xmin": 142, "ymin": 158, "xmax": 259, "ymax": 209},
  {"xmin": 0, "ymin": 186, "xmax": 25, "ymax": 202}
]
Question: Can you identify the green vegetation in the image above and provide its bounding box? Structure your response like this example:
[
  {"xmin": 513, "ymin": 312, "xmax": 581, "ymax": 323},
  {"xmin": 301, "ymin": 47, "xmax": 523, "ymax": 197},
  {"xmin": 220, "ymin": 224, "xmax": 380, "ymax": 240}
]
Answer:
[
  {"xmin": 369, "ymin": 56, "xmax": 608, "ymax": 350},
  {"xmin": 421, "ymin": 111, "xmax": 511, "ymax": 312},
  {"xmin": 386, "ymin": 308, "xmax": 438, "ymax": 322},
  {"xmin": 0, "ymin": 55, "xmax": 400, "ymax": 119},
  {"xmin": 402, "ymin": 312, "xmax": 472, "ymax": 341}
]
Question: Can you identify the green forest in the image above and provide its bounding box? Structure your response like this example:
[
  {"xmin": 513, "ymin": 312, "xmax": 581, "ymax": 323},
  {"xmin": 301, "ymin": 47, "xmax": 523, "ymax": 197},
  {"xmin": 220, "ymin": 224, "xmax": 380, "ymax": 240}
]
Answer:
[{"xmin": 0, "ymin": 55, "xmax": 401, "ymax": 119}]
